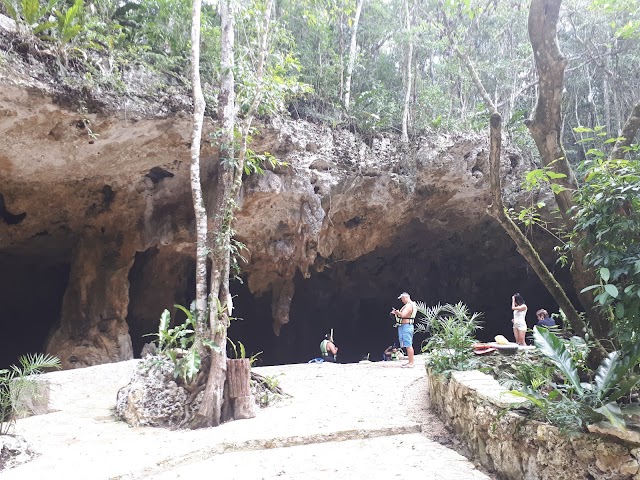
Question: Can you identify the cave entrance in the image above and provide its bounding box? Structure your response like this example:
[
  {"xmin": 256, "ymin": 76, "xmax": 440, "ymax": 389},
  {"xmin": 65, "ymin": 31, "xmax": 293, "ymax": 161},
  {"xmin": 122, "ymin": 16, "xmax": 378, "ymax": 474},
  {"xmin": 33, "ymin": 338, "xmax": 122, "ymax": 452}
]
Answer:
[
  {"xmin": 124, "ymin": 219, "xmax": 566, "ymax": 367},
  {"xmin": 0, "ymin": 244, "xmax": 71, "ymax": 369},
  {"xmin": 240, "ymin": 218, "xmax": 563, "ymax": 365}
]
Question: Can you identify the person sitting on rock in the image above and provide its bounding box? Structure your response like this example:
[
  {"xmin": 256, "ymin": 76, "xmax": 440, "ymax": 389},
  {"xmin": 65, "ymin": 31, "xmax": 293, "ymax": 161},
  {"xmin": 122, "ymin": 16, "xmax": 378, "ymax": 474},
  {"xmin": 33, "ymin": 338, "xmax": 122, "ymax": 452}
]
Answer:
[
  {"xmin": 535, "ymin": 309, "xmax": 556, "ymax": 328},
  {"xmin": 320, "ymin": 334, "xmax": 338, "ymax": 363}
]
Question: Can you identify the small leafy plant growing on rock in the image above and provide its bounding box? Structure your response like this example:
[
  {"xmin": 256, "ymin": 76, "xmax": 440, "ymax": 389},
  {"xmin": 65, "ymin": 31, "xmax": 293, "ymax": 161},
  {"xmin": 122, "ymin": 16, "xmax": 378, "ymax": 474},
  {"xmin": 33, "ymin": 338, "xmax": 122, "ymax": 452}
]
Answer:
[
  {"xmin": 0, "ymin": 353, "xmax": 61, "ymax": 435},
  {"xmin": 416, "ymin": 302, "xmax": 483, "ymax": 375},
  {"xmin": 146, "ymin": 302, "xmax": 219, "ymax": 384},
  {"xmin": 511, "ymin": 326, "xmax": 640, "ymax": 431}
]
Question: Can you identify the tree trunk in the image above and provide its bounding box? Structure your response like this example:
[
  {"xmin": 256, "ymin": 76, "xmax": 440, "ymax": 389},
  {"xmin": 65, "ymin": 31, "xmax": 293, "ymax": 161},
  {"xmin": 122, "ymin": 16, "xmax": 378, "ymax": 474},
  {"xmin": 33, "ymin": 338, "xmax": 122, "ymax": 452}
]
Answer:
[
  {"xmin": 192, "ymin": 0, "xmax": 236, "ymax": 428},
  {"xmin": 227, "ymin": 359, "xmax": 251, "ymax": 397},
  {"xmin": 525, "ymin": 0, "xmax": 610, "ymax": 342},
  {"xmin": 188, "ymin": 0, "xmax": 208, "ymax": 342},
  {"xmin": 343, "ymin": 0, "xmax": 364, "ymax": 110},
  {"xmin": 400, "ymin": 0, "xmax": 413, "ymax": 143},
  {"xmin": 193, "ymin": 0, "xmax": 274, "ymax": 428},
  {"xmin": 487, "ymin": 115, "xmax": 606, "ymax": 364}
]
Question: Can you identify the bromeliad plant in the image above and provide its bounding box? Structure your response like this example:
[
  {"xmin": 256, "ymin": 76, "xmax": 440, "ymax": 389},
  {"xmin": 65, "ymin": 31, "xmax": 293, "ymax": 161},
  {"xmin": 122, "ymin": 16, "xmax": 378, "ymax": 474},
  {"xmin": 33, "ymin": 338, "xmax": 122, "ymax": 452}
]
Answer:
[
  {"xmin": 0, "ymin": 353, "xmax": 61, "ymax": 435},
  {"xmin": 416, "ymin": 302, "xmax": 483, "ymax": 375},
  {"xmin": 512, "ymin": 326, "xmax": 640, "ymax": 431},
  {"xmin": 146, "ymin": 302, "xmax": 219, "ymax": 384}
]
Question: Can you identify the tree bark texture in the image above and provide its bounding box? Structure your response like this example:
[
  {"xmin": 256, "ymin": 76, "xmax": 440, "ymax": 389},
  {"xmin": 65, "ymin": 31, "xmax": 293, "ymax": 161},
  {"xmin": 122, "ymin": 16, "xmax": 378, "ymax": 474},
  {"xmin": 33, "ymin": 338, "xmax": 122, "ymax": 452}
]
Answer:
[
  {"xmin": 193, "ymin": 0, "xmax": 236, "ymax": 428},
  {"xmin": 526, "ymin": 0, "xmax": 576, "ymax": 226},
  {"xmin": 526, "ymin": 0, "xmax": 610, "ymax": 342},
  {"xmin": 400, "ymin": 0, "xmax": 413, "ymax": 143},
  {"xmin": 343, "ymin": 0, "xmax": 364, "ymax": 110},
  {"xmin": 232, "ymin": 396, "xmax": 256, "ymax": 420},
  {"xmin": 227, "ymin": 358, "xmax": 251, "ymax": 398},
  {"xmin": 487, "ymin": 114, "xmax": 598, "ymax": 344},
  {"xmin": 189, "ymin": 0, "xmax": 208, "ymax": 341}
]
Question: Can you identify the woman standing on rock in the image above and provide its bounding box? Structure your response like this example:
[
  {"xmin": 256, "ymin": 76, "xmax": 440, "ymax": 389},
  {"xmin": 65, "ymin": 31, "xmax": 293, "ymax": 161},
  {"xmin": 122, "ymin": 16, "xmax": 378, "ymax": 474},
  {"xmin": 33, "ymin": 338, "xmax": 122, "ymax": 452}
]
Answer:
[{"xmin": 511, "ymin": 293, "xmax": 528, "ymax": 346}]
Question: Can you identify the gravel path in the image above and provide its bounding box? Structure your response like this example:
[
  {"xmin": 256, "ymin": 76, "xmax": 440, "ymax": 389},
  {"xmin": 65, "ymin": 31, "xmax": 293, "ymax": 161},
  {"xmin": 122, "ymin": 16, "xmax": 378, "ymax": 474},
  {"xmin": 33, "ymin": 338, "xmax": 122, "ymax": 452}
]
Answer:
[{"xmin": 3, "ymin": 356, "xmax": 494, "ymax": 479}]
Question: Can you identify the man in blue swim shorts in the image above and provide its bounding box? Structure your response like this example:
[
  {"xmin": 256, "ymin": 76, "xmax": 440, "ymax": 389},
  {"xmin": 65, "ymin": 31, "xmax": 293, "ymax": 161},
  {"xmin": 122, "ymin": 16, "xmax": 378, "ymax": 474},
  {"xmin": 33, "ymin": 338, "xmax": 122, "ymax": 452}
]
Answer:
[{"xmin": 391, "ymin": 292, "xmax": 417, "ymax": 367}]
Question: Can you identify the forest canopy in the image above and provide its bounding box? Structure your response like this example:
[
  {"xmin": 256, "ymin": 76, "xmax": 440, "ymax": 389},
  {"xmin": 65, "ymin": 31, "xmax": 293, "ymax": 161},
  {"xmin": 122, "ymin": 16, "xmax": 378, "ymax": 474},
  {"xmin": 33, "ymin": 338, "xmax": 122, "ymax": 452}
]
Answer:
[{"xmin": 0, "ymin": 0, "xmax": 638, "ymax": 148}]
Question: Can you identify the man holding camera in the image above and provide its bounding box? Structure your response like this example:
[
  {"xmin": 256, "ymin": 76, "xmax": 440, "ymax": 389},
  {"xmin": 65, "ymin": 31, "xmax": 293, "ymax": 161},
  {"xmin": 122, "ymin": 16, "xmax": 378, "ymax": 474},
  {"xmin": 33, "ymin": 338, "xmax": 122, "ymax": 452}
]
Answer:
[{"xmin": 391, "ymin": 292, "xmax": 417, "ymax": 368}]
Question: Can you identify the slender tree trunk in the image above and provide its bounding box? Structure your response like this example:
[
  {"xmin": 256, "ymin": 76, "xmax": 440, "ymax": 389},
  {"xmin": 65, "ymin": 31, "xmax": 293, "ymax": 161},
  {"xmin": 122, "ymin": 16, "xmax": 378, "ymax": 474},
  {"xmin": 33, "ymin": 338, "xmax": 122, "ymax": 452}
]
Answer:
[
  {"xmin": 487, "ymin": 114, "xmax": 606, "ymax": 363},
  {"xmin": 193, "ymin": 0, "xmax": 274, "ymax": 428},
  {"xmin": 401, "ymin": 0, "xmax": 413, "ymax": 143},
  {"xmin": 603, "ymin": 64, "xmax": 611, "ymax": 136},
  {"xmin": 193, "ymin": 0, "xmax": 236, "ymax": 428},
  {"xmin": 189, "ymin": 0, "xmax": 208, "ymax": 340},
  {"xmin": 343, "ymin": 0, "xmax": 364, "ymax": 110}
]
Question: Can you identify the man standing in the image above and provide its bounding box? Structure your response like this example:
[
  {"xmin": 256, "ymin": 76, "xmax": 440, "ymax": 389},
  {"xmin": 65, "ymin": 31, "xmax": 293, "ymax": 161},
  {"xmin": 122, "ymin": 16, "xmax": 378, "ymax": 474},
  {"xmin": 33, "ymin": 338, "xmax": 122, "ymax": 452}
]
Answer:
[{"xmin": 391, "ymin": 292, "xmax": 417, "ymax": 368}]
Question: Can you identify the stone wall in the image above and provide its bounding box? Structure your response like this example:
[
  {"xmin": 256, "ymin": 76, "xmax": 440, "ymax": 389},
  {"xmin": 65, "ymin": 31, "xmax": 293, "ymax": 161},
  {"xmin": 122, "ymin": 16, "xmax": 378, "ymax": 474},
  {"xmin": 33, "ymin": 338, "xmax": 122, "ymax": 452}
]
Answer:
[{"xmin": 427, "ymin": 369, "xmax": 640, "ymax": 480}]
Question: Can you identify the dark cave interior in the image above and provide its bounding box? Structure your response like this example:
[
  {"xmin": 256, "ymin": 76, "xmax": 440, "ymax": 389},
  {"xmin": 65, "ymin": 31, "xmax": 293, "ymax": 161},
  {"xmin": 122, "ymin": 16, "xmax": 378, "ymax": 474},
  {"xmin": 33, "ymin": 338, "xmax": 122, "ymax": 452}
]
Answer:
[
  {"xmin": 0, "ymin": 245, "xmax": 71, "ymax": 370},
  {"xmin": 0, "ymin": 218, "xmax": 570, "ymax": 369}
]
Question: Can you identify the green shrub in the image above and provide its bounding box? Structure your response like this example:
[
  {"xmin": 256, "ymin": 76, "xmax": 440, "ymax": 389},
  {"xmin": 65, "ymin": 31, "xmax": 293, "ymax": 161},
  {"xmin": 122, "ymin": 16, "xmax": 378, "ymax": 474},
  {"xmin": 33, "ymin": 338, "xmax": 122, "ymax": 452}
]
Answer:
[
  {"xmin": 511, "ymin": 326, "xmax": 640, "ymax": 431},
  {"xmin": 145, "ymin": 302, "xmax": 219, "ymax": 384},
  {"xmin": 0, "ymin": 353, "xmax": 61, "ymax": 435},
  {"xmin": 416, "ymin": 302, "xmax": 483, "ymax": 375}
]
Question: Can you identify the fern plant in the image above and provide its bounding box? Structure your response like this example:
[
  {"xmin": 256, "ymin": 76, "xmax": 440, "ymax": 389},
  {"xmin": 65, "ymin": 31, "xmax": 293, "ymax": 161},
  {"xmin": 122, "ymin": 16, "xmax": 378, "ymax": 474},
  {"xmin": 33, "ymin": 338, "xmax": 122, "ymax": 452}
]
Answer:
[
  {"xmin": 0, "ymin": 353, "xmax": 61, "ymax": 435},
  {"xmin": 416, "ymin": 302, "xmax": 483, "ymax": 375}
]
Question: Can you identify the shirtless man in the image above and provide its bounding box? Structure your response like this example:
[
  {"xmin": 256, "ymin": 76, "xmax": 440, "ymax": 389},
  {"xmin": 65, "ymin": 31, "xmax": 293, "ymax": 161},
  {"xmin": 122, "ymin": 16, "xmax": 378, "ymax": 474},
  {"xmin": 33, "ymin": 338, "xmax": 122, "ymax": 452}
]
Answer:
[{"xmin": 391, "ymin": 292, "xmax": 417, "ymax": 367}]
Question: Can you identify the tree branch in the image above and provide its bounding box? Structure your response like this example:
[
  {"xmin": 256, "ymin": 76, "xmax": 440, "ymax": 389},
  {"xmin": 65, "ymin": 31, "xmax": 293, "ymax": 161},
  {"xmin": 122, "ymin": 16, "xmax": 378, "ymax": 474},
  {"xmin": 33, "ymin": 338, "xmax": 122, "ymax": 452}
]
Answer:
[{"xmin": 610, "ymin": 103, "xmax": 640, "ymax": 160}]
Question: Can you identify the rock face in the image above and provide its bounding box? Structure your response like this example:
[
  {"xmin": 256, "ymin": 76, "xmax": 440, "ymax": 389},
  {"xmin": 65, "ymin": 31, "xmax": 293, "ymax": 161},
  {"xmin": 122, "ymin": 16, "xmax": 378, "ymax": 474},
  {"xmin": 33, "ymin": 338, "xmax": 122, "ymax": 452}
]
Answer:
[
  {"xmin": 116, "ymin": 356, "xmax": 195, "ymax": 428},
  {"xmin": 0, "ymin": 42, "xmax": 560, "ymax": 368},
  {"xmin": 0, "ymin": 435, "xmax": 34, "ymax": 472},
  {"xmin": 427, "ymin": 369, "xmax": 640, "ymax": 480}
]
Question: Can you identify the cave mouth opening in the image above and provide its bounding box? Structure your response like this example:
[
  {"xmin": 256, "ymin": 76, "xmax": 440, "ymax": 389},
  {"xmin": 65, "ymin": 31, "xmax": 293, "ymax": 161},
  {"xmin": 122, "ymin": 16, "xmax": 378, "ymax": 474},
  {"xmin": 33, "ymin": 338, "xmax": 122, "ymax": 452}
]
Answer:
[
  {"xmin": 123, "ymin": 220, "xmax": 567, "ymax": 367},
  {"xmin": 0, "ymin": 246, "xmax": 71, "ymax": 370},
  {"xmin": 231, "ymin": 219, "xmax": 565, "ymax": 366}
]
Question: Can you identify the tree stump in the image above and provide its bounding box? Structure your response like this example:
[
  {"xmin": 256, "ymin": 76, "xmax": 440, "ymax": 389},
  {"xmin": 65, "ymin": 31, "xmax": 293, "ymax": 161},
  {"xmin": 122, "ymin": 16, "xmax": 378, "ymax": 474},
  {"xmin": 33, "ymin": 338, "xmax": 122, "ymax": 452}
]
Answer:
[
  {"xmin": 226, "ymin": 359, "xmax": 255, "ymax": 419},
  {"xmin": 232, "ymin": 395, "xmax": 255, "ymax": 420}
]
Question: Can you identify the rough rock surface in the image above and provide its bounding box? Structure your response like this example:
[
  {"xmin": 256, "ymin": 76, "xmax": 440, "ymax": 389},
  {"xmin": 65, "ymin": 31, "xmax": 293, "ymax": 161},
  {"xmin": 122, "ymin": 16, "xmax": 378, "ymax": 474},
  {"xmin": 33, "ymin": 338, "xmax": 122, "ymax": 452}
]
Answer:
[
  {"xmin": 0, "ymin": 435, "xmax": 34, "ymax": 471},
  {"xmin": 116, "ymin": 356, "xmax": 194, "ymax": 428},
  {"xmin": 0, "ymin": 25, "xmax": 555, "ymax": 369},
  {"xmin": 428, "ymin": 368, "xmax": 640, "ymax": 479}
]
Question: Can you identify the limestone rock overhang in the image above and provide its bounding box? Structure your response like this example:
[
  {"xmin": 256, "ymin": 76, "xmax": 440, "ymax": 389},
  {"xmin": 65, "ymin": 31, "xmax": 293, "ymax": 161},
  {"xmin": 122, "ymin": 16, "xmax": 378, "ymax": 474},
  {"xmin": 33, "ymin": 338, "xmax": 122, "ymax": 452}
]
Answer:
[{"xmin": 0, "ymin": 77, "xmax": 556, "ymax": 368}]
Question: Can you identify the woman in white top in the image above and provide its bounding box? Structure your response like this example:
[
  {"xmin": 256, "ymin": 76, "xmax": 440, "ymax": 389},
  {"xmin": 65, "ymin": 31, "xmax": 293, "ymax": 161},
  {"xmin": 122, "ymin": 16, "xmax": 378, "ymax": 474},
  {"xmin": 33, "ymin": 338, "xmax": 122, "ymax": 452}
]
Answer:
[{"xmin": 511, "ymin": 293, "xmax": 528, "ymax": 346}]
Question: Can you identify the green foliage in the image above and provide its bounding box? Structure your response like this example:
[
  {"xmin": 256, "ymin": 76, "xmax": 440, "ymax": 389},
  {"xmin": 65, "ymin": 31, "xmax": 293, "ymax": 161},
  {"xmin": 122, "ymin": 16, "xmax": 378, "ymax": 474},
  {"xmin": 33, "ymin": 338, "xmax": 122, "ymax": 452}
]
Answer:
[
  {"xmin": 511, "ymin": 326, "xmax": 640, "ymax": 431},
  {"xmin": 228, "ymin": 339, "xmax": 263, "ymax": 366},
  {"xmin": 572, "ymin": 150, "xmax": 640, "ymax": 347},
  {"xmin": 53, "ymin": 0, "xmax": 83, "ymax": 46},
  {"xmin": 416, "ymin": 302, "xmax": 483, "ymax": 375},
  {"xmin": 146, "ymin": 302, "xmax": 219, "ymax": 383},
  {"xmin": 1, "ymin": 0, "xmax": 57, "ymax": 34},
  {"xmin": 254, "ymin": 373, "xmax": 284, "ymax": 407},
  {"xmin": 0, "ymin": 353, "xmax": 61, "ymax": 435}
]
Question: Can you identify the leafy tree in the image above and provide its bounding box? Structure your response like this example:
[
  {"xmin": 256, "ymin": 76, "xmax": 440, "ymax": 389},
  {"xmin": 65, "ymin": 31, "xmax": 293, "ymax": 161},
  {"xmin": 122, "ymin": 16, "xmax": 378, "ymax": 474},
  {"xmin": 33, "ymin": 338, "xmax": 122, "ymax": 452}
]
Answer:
[{"xmin": 574, "ymin": 148, "xmax": 640, "ymax": 348}]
